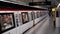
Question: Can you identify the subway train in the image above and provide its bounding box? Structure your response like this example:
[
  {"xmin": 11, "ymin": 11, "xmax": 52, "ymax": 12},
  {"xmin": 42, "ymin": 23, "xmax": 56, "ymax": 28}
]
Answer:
[{"xmin": 0, "ymin": 10, "xmax": 48, "ymax": 34}]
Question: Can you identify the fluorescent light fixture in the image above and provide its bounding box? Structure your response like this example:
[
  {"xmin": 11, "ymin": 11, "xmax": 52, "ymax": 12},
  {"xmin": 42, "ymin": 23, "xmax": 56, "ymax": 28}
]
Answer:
[{"xmin": 57, "ymin": 3, "xmax": 60, "ymax": 8}]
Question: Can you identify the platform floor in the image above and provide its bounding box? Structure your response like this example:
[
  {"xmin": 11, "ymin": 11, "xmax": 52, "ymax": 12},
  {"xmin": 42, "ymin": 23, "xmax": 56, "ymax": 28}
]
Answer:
[{"xmin": 24, "ymin": 16, "xmax": 60, "ymax": 34}]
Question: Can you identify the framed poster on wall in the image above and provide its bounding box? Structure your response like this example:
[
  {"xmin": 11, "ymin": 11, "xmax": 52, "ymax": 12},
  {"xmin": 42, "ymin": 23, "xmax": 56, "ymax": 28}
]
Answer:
[
  {"xmin": 0, "ymin": 13, "xmax": 15, "ymax": 33},
  {"xmin": 21, "ymin": 12, "xmax": 29, "ymax": 24}
]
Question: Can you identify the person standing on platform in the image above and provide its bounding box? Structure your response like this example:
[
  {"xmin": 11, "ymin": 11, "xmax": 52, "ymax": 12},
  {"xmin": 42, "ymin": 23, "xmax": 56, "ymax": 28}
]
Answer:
[{"xmin": 52, "ymin": 8, "xmax": 56, "ymax": 28}]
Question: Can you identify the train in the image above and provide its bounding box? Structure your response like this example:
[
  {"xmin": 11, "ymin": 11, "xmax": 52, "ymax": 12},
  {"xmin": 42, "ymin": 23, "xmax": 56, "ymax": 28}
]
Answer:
[
  {"xmin": 0, "ymin": 10, "xmax": 48, "ymax": 34},
  {"xmin": 0, "ymin": 1, "xmax": 49, "ymax": 34}
]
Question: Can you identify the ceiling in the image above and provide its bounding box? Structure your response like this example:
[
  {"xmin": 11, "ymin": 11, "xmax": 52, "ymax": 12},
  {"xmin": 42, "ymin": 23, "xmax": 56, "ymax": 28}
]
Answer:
[
  {"xmin": 30, "ymin": 0, "xmax": 59, "ymax": 8},
  {"xmin": 56, "ymin": 0, "xmax": 60, "ymax": 3},
  {"xmin": 1, "ymin": 0, "xmax": 60, "ymax": 8}
]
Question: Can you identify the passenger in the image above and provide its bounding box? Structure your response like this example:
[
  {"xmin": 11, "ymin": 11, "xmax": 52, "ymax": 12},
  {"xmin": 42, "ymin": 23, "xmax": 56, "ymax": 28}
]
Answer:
[{"xmin": 52, "ymin": 11, "xmax": 56, "ymax": 28}]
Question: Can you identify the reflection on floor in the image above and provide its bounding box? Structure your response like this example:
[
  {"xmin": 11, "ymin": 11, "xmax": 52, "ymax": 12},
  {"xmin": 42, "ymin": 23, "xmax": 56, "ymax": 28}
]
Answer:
[
  {"xmin": 55, "ymin": 27, "xmax": 60, "ymax": 34},
  {"xmin": 24, "ymin": 16, "xmax": 60, "ymax": 34}
]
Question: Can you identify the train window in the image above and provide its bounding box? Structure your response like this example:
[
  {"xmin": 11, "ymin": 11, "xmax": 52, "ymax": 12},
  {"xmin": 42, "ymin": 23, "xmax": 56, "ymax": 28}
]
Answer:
[
  {"xmin": 39, "ymin": 12, "xmax": 41, "ymax": 16},
  {"xmin": 42, "ymin": 12, "xmax": 44, "ymax": 16},
  {"xmin": 40, "ymin": 12, "xmax": 43, "ymax": 17},
  {"xmin": 38, "ymin": 12, "xmax": 40, "ymax": 18},
  {"xmin": 21, "ymin": 12, "xmax": 29, "ymax": 24},
  {"xmin": 31, "ymin": 12, "xmax": 34, "ymax": 20},
  {"xmin": 33, "ymin": 12, "xmax": 35, "ymax": 19},
  {"xmin": 39, "ymin": 11, "xmax": 40, "ymax": 17},
  {"xmin": 36, "ymin": 12, "xmax": 37, "ymax": 18},
  {"xmin": 36, "ymin": 12, "xmax": 39, "ymax": 18},
  {"xmin": 31, "ymin": 12, "xmax": 33, "ymax": 20},
  {"xmin": 0, "ymin": 13, "xmax": 15, "ymax": 33},
  {"xmin": 28, "ymin": 13, "xmax": 31, "ymax": 21},
  {"xmin": 31, "ymin": 12, "xmax": 35, "ymax": 20},
  {"xmin": 35, "ymin": 12, "xmax": 37, "ymax": 19}
]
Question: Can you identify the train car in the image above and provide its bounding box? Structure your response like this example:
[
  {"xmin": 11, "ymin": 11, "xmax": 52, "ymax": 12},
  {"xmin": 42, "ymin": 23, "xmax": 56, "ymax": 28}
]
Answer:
[
  {"xmin": 0, "ymin": 10, "xmax": 48, "ymax": 34},
  {"xmin": 0, "ymin": 1, "xmax": 49, "ymax": 34}
]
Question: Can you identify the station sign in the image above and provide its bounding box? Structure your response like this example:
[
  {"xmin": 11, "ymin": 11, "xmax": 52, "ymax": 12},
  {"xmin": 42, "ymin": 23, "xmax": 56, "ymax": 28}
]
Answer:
[{"xmin": 29, "ymin": 1, "xmax": 51, "ymax": 6}]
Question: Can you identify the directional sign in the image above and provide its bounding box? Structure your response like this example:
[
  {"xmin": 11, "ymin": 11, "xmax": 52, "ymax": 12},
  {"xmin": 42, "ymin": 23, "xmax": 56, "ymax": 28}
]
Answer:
[{"xmin": 29, "ymin": 1, "xmax": 51, "ymax": 6}]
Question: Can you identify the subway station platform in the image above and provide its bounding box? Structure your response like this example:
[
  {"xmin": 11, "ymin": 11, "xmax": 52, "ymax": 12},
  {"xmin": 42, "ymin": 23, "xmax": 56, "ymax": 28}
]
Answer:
[
  {"xmin": 24, "ymin": 16, "xmax": 60, "ymax": 34},
  {"xmin": 1, "ymin": 0, "xmax": 60, "ymax": 34}
]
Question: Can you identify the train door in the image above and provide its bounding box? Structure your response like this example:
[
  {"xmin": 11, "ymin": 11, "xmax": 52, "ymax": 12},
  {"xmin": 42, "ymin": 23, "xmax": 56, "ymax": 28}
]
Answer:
[
  {"xmin": 34, "ymin": 11, "xmax": 40, "ymax": 24},
  {"xmin": 15, "ymin": 12, "xmax": 22, "ymax": 34},
  {"xmin": 31, "ymin": 11, "xmax": 35, "ymax": 26}
]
